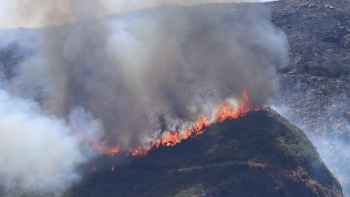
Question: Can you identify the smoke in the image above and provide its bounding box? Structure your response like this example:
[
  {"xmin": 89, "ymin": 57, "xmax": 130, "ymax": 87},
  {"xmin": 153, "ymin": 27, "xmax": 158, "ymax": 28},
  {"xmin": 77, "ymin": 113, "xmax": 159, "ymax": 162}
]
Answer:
[
  {"xmin": 273, "ymin": 98, "xmax": 350, "ymax": 196},
  {"xmin": 0, "ymin": 0, "xmax": 272, "ymax": 28},
  {"xmin": 0, "ymin": 90, "xmax": 102, "ymax": 196},
  {"xmin": 0, "ymin": 0, "xmax": 288, "ymax": 195}
]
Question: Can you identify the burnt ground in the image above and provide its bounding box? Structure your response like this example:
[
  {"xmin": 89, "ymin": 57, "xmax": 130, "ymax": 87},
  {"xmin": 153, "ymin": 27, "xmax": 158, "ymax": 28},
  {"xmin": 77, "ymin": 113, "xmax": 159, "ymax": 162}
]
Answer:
[
  {"xmin": 270, "ymin": 0, "xmax": 350, "ymax": 195},
  {"xmin": 271, "ymin": 0, "xmax": 350, "ymax": 134}
]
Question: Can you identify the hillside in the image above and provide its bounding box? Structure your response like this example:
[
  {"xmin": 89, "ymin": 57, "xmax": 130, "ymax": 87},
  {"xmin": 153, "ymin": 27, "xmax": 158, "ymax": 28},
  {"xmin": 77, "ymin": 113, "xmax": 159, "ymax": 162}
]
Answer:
[
  {"xmin": 272, "ymin": 0, "xmax": 350, "ymax": 136},
  {"xmin": 64, "ymin": 109, "xmax": 342, "ymax": 197},
  {"xmin": 0, "ymin": 1, "xmax": 348, "ymax": 196},
  {"xmin": 270, "ymin": 0, "xmax": 350, "ymax": 195}
]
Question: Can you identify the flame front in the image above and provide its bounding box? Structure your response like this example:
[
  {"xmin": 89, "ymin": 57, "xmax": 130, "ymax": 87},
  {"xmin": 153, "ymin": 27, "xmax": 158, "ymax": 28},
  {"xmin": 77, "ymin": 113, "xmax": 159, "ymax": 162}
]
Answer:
[
  {"xmin": 91, "ymin": 140, "xmax": 120, "ymax": 155},
  {"xmin": 214, "ymin": 94, "xmax": 250, "ymax": 123},
  {"xmin": 91, "ymin": 90, "xmax": 257, "ymax": 156}
]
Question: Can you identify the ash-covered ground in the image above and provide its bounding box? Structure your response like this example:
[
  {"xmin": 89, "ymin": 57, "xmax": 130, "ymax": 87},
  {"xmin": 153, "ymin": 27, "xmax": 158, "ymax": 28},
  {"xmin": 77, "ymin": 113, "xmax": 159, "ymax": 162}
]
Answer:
[{"xmin": 271, "ymin": 0, "xmax": 350, "ymax": 195}]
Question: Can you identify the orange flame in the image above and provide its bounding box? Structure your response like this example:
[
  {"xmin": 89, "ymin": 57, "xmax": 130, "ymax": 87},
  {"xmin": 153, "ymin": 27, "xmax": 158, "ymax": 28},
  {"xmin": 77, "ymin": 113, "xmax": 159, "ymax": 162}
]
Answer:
[
  {"xmin": 105, "ymin": 145, "xmax": 120, "ymax": 155},
  {"xmin": 111, "ymin": 165, "xmax": 115, "ymax": 171},
  {"xmin": 92, "ymin": 90, "xmax": 257, "ymax": 156},
  {"xmin": 214, "ymin": 90, "xmax": 251, "ymax": 123},
  {"xmin": 91, "ymin": 140, "xmax": 105, "ymax": 154},
  {"xmin": 129, "ymin": 89, "xmax": 254, "ymax": 156},
  {"xmin": 131, "ymin": 146, "xmax": 148, "ymax": 156},
  {"xmin": 91, "ymin": 140, "xmax": 120, "ymax": 155}
]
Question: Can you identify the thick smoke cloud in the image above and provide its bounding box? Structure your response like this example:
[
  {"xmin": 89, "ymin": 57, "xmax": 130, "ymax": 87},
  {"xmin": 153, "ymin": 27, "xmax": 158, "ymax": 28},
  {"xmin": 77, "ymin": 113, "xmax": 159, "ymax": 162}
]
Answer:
[
  {"xmin": 0, "ymin": 0, "xmax": 288, "ymax": 195},
  {"xmin": 0, "ymin": 90, "xmax": 102, "ymax": 196}
]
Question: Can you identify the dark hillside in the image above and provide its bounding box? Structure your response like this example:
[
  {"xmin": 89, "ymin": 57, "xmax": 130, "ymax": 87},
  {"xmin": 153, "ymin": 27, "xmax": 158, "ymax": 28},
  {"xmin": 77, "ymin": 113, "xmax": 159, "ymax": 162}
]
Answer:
[
  {"xmin": 270, "ymin": 0, "xmax": 350, "ymax": 195},
  {"xmin": 271, "ymin": 0, "xmax": 350, "ymax": 134},
  {"xmin": 65, "ymin": 109, "xmax": 342, "ymax": 197},
  {"xmin": 0, "ymin": 1, "xmax": 348, "ymax": 196}
]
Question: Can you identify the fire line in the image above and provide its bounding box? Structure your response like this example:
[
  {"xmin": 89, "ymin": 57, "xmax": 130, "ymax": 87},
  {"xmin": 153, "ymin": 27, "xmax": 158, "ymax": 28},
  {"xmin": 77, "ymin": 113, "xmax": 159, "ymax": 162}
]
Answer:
[{"xmin": 91, "ymin": 90, "xmax": 256, "ymax": 156}]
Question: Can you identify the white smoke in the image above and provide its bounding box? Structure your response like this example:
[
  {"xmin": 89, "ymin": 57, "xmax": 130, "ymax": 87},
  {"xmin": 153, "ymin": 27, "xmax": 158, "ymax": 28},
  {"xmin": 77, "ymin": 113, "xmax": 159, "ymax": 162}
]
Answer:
[
  {"xmin": 0, "ymin": 0, "xmax": 288, "ymax": 196},
  {"xmin": 0, "ymin": 90, "xmax": 102, "ymax": 196}
]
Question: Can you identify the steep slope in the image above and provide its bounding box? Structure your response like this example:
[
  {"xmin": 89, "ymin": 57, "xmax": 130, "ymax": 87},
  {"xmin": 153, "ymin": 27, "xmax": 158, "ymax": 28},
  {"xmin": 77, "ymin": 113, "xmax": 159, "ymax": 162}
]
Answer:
[
  {"xmin": 0, "ymin": 1, "xmax": 347, "ymax": 196},
  {"xmin": 271, "ymin": 0, "xmax": 350, "ymax": 135},
  {"xmin": 270, "ymin": 0, "xmax": 350, "ymax": 195},
  {"xmin": 65, "ymin": 109, "xmax": 342, "ymax": 197}
]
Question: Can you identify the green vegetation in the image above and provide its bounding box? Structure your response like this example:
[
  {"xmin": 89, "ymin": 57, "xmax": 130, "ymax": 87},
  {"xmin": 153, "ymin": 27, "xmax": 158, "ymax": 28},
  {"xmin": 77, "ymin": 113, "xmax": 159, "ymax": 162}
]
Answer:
[
  {"xmin": 173, "ymin": 184, "xmax": 205, "ymax": 197},
  {"xmin": 65, "ymin": 108, "xmax": 342, "ymax": 197}
]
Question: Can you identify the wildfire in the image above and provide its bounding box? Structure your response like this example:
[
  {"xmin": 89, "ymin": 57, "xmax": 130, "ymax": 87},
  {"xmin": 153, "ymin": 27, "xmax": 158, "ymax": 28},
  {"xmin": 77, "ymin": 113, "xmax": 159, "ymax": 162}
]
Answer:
[
  {"xmin": 131, "ymin": 146, "xmax": 148, "ymax": 156},
  {"xmin": 91, "ymin": 140, "xmax": 120, "ymax": 155},
  {"xmin": 91, "ymin": 90, "xmax": 257, "ymax": 156},
  {"xmin": 215, "ymin": 102, "xmax": 250, "ymax": 123},
  {"xmin": 105, "ymin": 145, "xmax": 120, "ymax": 156},
  {"xmin": 91, "ymin": 140, "xmax": 105, "ymax": 154}
]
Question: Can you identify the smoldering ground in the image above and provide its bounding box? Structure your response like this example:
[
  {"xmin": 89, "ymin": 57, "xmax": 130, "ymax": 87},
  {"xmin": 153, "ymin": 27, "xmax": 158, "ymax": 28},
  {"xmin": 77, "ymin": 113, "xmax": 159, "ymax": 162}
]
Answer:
[{"xmin": 0, "ymin": 0, "xmax": 288, "ymax": 195}]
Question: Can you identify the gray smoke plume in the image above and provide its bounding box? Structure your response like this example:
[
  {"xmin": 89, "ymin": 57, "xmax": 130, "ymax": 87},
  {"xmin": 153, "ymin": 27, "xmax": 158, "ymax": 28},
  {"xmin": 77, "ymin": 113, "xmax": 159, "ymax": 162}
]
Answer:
[{"xmin": 0, "ymin": 0, "xmax": 288, "ymax": 195}]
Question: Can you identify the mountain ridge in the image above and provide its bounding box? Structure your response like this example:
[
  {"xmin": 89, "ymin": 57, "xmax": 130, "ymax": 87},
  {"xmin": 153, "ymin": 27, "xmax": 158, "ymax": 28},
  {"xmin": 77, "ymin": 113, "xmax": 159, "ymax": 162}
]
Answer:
[
  {"xmin": 0, "ymin": 1, "xmax": 348, "ymax": 196},
  {"xmin": 65, "ymin": 108, "xmax": 342, "ymax": 197}
]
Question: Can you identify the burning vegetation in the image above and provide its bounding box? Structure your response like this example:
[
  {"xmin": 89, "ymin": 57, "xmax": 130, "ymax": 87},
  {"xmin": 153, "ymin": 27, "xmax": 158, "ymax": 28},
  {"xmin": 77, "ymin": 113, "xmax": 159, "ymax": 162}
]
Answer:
[
  {"xmin": 81, "ymin": 107, "xmax": 343, "ymax": 197},
  {"xmin": 91, "ymin": 90, "xmax": 256, "ymax": 158},
  {"xmin": 0, "ymin": 2, "xmax": 289, "ymax": 195}
]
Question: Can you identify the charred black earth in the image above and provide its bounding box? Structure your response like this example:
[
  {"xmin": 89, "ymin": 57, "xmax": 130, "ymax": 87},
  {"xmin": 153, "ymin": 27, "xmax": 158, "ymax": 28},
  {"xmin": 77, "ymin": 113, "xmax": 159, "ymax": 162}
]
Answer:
[
  {"xmin": 64, "ymin": 109, "xmax": 342, "ymax": 197},
  {"xmin": 272, "ymin": 0, "xmax": 350, "ymax": 139},
  {"xmin": 270, "ymin": 0, "xmax": 350, "ymax": 195}
]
